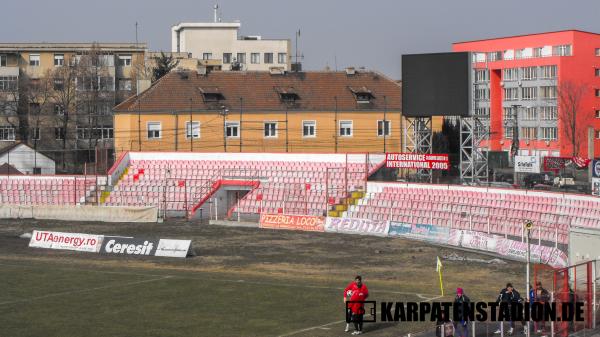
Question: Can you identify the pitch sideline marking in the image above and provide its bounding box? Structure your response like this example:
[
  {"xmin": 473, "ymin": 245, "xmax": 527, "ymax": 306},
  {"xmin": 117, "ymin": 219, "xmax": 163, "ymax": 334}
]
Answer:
[
  {"xmin": 0, "ymin": 261, "xmax": 439, "ymax": 298},
  {"xmin": 0, "ymin": 275, "xmax": 172, "ymax": 306}
]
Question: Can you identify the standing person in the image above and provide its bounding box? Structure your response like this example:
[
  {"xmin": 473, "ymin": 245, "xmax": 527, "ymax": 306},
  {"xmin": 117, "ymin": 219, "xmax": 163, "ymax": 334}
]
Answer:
[
  {"xmin": 343, "ymin": 275, "xmax": 369, "ymax": 335},
  {"xmin": 343, "ymin": 279, "xmax": 356, "ymax": 332},
  {"xmin": 494, "ymin": 283, "xmax": 523, "ymax": 335},
  {"xmin": 533, "ymin": 281, "xmax": 550, "ymax": 333},
  {"xmin": 454, "ymin": 288, "xmax": 470, "ymax": 337}
]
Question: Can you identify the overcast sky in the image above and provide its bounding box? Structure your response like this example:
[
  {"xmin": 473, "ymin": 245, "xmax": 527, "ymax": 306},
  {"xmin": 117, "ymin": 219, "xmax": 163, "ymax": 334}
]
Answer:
[{"xmin": 2, "ymin": 0, "xmax": 599, "ymax": 79}]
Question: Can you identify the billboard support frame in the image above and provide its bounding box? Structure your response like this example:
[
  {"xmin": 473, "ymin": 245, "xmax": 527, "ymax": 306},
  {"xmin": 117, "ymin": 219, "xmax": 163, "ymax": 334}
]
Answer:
[
  {"xmin": 403, "ymin": 117, "xmax": 433, "ymax": 183},
  {"xmin": 460, "ymin": 115, "xmax": 489, "ymax": 184}
]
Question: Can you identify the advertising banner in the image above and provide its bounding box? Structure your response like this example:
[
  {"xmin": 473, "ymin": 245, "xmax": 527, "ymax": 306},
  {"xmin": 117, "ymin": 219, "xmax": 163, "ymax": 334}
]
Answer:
[
  {"xmin": 385, "ymin": 153, "xmax": 449, "ymax": 170},
  {"xmin": 154, "ymin": 239, "xmax": 193, "ymax": 258},
  {"xmin": 515, "ymin": 155, "xmax": 541, "ymax": 173},
  {"xmin": 100, "ymin": 237, "xmax": 158, "ymax": 256},
  {"xmin": 325, "ymin": 217, "xmax": 390, "ymax": 236},
  {"xmin": 458, "ymin": 231, "xmax": 499, "ymax": 253},
  {"xmin": 29, "ymin": 230, "xmax": 103, "ymax": 253},
  {"xmin": 388, "ymin": 222, "xmax": 450, "ymax": 244},
  {"xmin": 259, "ymin": 214, "xmax": 325, "ymax": 232},
  {"xmin": 496, "ymin": 239, "xmax": 568, "ymax": 267}
]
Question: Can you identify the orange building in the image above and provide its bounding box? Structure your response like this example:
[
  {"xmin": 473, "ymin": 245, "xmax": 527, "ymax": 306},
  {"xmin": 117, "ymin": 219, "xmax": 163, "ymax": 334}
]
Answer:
[{"xmin": 113, "ymin": 69, "xmax": 402, "ymax": 155}]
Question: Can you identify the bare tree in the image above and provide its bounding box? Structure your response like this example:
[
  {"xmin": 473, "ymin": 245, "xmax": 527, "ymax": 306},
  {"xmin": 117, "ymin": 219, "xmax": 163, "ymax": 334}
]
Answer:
[{"xmin": 557, "ymin": 80, "xmax": 591, "ymax": 157}]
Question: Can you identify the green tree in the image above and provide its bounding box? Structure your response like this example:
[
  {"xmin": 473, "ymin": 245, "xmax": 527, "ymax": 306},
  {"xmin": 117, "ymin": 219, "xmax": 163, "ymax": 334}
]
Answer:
[{"xmin": 152, "ymin": 52, "xmax": 179, "ymax": 82}]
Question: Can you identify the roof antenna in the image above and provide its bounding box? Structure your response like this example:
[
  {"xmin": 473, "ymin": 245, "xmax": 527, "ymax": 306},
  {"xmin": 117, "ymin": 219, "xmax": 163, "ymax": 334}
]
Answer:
[{"xmin": 213, "ymin": 4, "xmax": 219, "ymax": 23}]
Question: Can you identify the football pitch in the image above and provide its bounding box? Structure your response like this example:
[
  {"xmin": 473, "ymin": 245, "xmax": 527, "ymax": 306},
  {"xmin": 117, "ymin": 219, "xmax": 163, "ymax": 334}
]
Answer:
[{"xmin": 0, "ymin": 220, "xmax": 525, "ymax": 337}]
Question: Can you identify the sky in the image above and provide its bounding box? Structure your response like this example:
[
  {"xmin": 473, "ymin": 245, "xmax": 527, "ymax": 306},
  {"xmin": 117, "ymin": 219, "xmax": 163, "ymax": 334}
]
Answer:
[{"xmin": 2, "ymin": 0, "xmax": 600, "ymax": 79}]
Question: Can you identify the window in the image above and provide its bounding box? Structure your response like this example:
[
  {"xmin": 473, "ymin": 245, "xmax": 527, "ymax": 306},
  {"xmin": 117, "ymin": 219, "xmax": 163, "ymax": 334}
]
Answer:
[
  {"xmin": 118, "ymin": 54, "xmax": 132, "ymax": 66},
  {"xmin": 596, "ymin": 89, "xmax": 600, "ymax": 97},
  {"xmin": 302, "ymin": 120, "xmax": 316, "ymax": 137},
  {"xmin": 554, "ymin": 45, "xmax": 572, "ymax": 56},
  {"xmin": 53, "ymin": 78, "xmax": 64, "ymax": 91},
  {"xmin": 596, "ymin": 110, "xmax": 600, "ymax": 119},
  {"xmin": 185, "ymin": 121, "xmax": 200, "ymax": 139},
  {"xmin": 540, "ymin": 106, "xmax": 558, "ymax": 120},
  {"xmin": 33, "ymin": 167, "xmax": 41, "ymax": 175},
  {"xmin": 540, "ymin": 127, "xmax": 558, "ymax": 140},
  {"xmin": 522, "ymin": 67, "xmax": 537, "ymax": 80},
  {"xmin": 0, "ymin": 127, "xmax": 15, "ymax": 141},
  {"xmin": 515, "ymin": 49, "xmax": 524, "ymax": 59},
  {"xmin": 596, "ymin": 68, "xmax": 600, "ymax": 77},
  {"xmin": 475, "ymin": 88, "xmax": 489, "ymax": 100},
  {"xmin": 0, "ymin": 76, "xmax": 17, "ymax": 91},
  {"xmin": 55, "ymin": 127, "xmax": 65, "ymax": 140},
  {"xmin": 278, "ymin": 53, "xmax": 287, "ymax": 64},
  {"xmin": 339, "ymin": 120, "xmax": 353, "ymax": 137},
  {"xmin": 264, "ymin": 122, "xmax": 277, "ymax": 138},
  {"xmin": 540, "ymin": 65, "xmax": 557, "ymax": 79},
  {"xmin": 99, "ymin": 77, "xmax": 114, "ymax": 91},
  {"xmin": 54, "ymin": 104, "xmax": 65, "ymax": 115},
  {"xmin": 202, "ymin": 53, "xmax": 212, "ymax": 60},
  {"xmin": 31, "ymin": 128, "xmax": 40, "ymax": 140},
  {"xmin": 223, "ymin": 53, "xmax": 232, "ymax": 64},
  {"xmin": 503, "ymin": 68, "xmax": 518, "ymax": 81},
  {"xmin": 225, "ymin": 121, "xmax": 239, "ymax": 138},
  {"xmin": 540, "ymin": 86, "xmax": 557, "ymax": 99},
  {"xmin": 597, "ymin": 130, "xmax": 600, "ymax": 140},
  {"xmin": 54, "ymin": 54, "xmax": 64, "ymax": 66},
  {"xmin": 236, "ymin": 53, "xmax": 246, "ymax": 64},
  {"xmin": 475, "ymin": 107, "xmax": 490, "ymax": 116},
  {"xmin": 503, "ymin": 87, "xmax": 518, "ymax": 101},
  {"xmin": 487, "ymin": 51, "xmax": 502, "ymax": 61},
  {"xmin": 504, "ymin": 126, "xmax": 515, "ymax": 139},
  {"xmin": 521, "ymin": 87, "xmax": 537, "ymax": 100},
  {"xmin": 147, "ymin": 122, "xmax": 161, "ymax": 139},
  {"xmin": 102, "ymin": 127, "xmax": 114, "ymax": 139},
  {"xmin": 523, "ymin": 107, "xmax": 537, "ymax": 121},
  {"xmin": 251, "ymin": 53, "xmax": 260, "ymax": 64},
  {"xmin": 596, "ymin": 48, "xmax": 600, "ymax": 56},
  {"xmin": 118, "ymin": 79, "xmax": 132, "ymax": 91},
  {"xmin": 533, "ymin": 47, "xmax": 543, "ymax": 58},
  {"xmin": 474, "ymin": 69, "xmax": 489, "ymax": 82},
  {"xmin": 76, "ymin": 127, "xmax": 90, "ymax": 140},
  {"xmin": 0, "ymin": 54, "xmax": 6, "ymax": 67},
  {"xmin": 29, "ymin": 54, "xmax": 40, "ymax": 66},
  {"xmin": 503, "ymin": 107, "xmax": 517, "ymax": 121},
  {"xmin": 377, "ymin": 120, "xmax": 391, "ymax": 136},
  {"xmin": 520, "ymin": 127, "xmax": 537, "ymax": 140},
  {"xmin": 264, "ymin": 53, "xmax": 273, "ymax": 64}
]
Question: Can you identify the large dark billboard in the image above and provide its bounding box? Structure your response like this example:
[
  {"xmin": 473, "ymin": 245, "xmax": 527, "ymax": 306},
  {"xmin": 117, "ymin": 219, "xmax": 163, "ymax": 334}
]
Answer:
[{"xmin": 402, "ymin": 52, "xmax": 471, "ymax": 117}]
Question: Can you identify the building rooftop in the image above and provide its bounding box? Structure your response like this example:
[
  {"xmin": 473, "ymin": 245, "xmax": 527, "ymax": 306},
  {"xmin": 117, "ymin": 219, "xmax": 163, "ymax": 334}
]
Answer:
[
  {"xmin": 114, "ymin": 70, "xmax": 401, "ymax": 113},
  {"xmin": 0, "ymin": 43, "xmax": 147, "ymax": 52},
  {"xmin": 453, "ymin": 29, "xmax": 600, "ymax": 45}
]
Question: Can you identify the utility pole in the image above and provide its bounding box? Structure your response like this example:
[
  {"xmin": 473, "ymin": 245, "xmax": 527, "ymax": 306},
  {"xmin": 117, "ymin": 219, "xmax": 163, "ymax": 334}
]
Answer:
[
  {"xmin": 511, "ymin": 104, "xmax": 521, "ymax": 185},
  {"xmin": 525, "ymin": 220, "xmax": 533, "ymax": 337},
  {"xmin": 189, "ymin": 98, "xmax": 193, "ymax": 152},
  {"xmin": 239, "ymin": 97, "xmax": 243, "ymax": 152},
  {"xmin": 285, "ymin": 105, "xmax": 289, "ymax": 152},
  {"xmin": 334, "ymin": 96, "xmax": 338, "ymax": 153},
  {"xmin": 137, "ymin": 99, "xmax": 142, "ymax": 151},
  {"xmin": 220, "ymin": 106, "xmax": 229, "ymax": 152},
  {"xmin": 383, "ymin": 95, "xmax": 387, "ymax": 153}
]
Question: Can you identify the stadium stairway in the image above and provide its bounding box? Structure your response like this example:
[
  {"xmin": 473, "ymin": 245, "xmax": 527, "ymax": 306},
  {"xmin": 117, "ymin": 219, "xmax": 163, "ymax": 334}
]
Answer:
[{"xmin": 104, "ymin": 152, "xmax": 386, "ymax": 219}]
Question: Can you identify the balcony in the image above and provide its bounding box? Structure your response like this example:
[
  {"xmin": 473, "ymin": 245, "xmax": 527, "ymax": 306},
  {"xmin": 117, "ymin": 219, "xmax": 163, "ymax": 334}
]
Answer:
[{"xmin": 0, "ymin": 66, "xmax": 18, "ymax": 77}]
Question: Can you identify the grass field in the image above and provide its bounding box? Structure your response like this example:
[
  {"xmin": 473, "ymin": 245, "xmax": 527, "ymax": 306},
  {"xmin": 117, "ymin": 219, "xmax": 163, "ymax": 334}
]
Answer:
[{"xmin": 0, "ymin": 219, "xmax": 525, "ymax": 337}]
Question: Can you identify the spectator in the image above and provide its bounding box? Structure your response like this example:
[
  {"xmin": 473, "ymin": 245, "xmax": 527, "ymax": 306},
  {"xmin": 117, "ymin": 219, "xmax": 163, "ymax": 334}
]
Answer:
[
  {"xmin": 345, "ymin": 275, "xmax": 368, "ymax": 335},
  {"xmin": 437, "ymin": 310, "xmax": 454, "ymax": 337},
  {"xmin": 533, "ymin": 281, "xmax": 550, "ymax": 333},
  {"xmin": 454, "ymin": 287, "xmax": 470, "ymax": 337},
  {"xmin": 494, "ymin": 283, "xmax": 523, "ymax": 335}
]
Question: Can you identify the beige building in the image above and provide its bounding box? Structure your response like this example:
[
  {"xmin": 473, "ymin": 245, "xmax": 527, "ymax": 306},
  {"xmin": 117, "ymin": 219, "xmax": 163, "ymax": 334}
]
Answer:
[
  {"xmin": 171, "ymin": 21, "xmax": 291, "ymax": 72},
  {"xmin": 0, "ymin": 43, "xmax": 146, "ymax": 173}
]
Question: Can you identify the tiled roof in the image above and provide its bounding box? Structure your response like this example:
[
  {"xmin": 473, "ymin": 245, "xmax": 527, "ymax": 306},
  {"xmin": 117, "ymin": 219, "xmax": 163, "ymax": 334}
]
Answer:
[{"xmin": 114, "ymin": 70, "xmax": 401, "ymax": 113}]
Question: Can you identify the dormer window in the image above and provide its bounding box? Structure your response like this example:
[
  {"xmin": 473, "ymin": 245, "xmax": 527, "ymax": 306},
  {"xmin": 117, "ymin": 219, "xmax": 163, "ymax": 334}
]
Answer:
[
  {"xmin": 198, "ymin": 87, "xmax": 225, "ymax": 102},
  {"xmin": 349, "ymin": 87, "xmax": 375, "ymax": 104},
  {"xmin": 275, "ymin": 87, "xmax": 300, "ymax": 104}
]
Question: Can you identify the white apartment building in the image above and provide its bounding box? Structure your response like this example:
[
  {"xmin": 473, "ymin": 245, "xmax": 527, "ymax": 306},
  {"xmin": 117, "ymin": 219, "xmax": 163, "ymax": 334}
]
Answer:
[{"xmin": 171, "ymin": 21, "xmax": 291, "ymax": 71}]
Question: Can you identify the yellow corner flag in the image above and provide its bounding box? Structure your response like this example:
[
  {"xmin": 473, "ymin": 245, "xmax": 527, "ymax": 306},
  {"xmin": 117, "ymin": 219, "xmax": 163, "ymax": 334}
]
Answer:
[{"xmin": 436, "ymin": 256, "xmax": 444, "ymax": 296}]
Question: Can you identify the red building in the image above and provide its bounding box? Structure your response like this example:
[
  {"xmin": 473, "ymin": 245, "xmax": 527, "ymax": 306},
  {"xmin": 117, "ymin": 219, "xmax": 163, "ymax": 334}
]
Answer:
[{"xmin": 453, "ymin": 30, "xmax": 600, "ymax": 159}]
